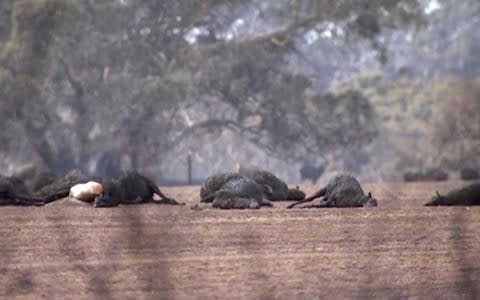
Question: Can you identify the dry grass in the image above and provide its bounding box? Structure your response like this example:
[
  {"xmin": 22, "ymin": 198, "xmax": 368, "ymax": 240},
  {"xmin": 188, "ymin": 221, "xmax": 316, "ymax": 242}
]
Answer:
[{"xmin": 1, "ymin": 181, "xmax": 479, "ymax": 299}]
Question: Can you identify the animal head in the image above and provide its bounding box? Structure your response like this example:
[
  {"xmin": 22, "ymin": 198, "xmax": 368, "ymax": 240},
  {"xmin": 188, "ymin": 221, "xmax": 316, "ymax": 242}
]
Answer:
[
  {"xmin": 92, "ymin": 181, "xmax": 117, "ymax": 207},
  {"xmin": 93, "ymin": 192, "xmax": 120, "ymax": 207},
  {"xmin": 362, "ymin": 192, "xmax": 378, "ymax": 207}
]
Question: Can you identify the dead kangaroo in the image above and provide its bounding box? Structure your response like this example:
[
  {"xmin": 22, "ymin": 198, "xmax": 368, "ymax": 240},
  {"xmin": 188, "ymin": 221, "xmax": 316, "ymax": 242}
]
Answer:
[
  {"xmin": 201, "ymin": 170, "xmax": 305, "ymax": 202},
  {"xmin": 425, "ymin": 182, "xmax": 480, "ymax": 206},
  {"xmin": 287, "ymin": 174, "xmax": 377, "ymax": 208},
  {"xmin": 236, "ymin": 164, "xmax": 306, "ymax": 201},
  {"xmin": 93, "ymin": 172, "xmax": 183, "ymax": 207},
  {"xmin": 200, "ymin": 172, "xmax": 240, "ymax": 199},
  {"xmin": 36, "ymin": 169, "xmax": 101, "ymax": 203},
  {"xmin": 194, "ymin": 174, "xmax": 273, "ymax": 210},
  {"xmin": 0, "ymin": 176, "xmax": 45, "ymax": 206}
]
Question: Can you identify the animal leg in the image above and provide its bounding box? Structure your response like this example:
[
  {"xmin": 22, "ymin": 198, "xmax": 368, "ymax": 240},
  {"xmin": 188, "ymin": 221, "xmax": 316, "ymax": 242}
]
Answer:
[
  {"xmin": 191, "ymin": 203, "xmax": 212, "ymax": 210},
  {"xmin": 16, "ymin": 198, "xmax": 45, "ymax": 206},
  {"xmin": 11, "ymin": 191, "xmax": 46, "ymax": 205},
  {"xmin": 261, "ymin": 200, "xmax": 274, "ymax": 207},
  {"xmin": 145, "ymin": 176, "xmax": 178, "ymax": 204},
  {"xmin": 0, "ymin": 198, "xmax": 44, "ymax": 206},
  {"xmin": 287, "ymin": 186, "xmax": 326, "ymax": 208},
  {"xmin": 153, "ymin": 197, "xmax": 184, "ymax": 205},
  {"xmin": 293, "ymin": 202, "xmax": 329, "ymax": 209}
]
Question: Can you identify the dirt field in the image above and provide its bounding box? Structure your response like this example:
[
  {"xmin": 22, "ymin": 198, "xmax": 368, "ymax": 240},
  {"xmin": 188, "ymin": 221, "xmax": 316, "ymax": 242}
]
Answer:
[{"xmin": 1, "ymin": 180, "xmax": 480, "ymax": 299}]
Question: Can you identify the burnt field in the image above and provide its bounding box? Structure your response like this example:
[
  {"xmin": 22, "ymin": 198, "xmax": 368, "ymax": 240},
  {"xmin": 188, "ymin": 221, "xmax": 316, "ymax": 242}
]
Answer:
[{"xmin": 1, "ymin": 181, "xmax": 480, "ymax": 299}]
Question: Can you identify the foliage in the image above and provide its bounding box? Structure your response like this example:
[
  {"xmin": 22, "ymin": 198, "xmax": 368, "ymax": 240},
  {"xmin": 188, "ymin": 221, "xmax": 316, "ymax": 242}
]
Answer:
[
  {"xmin": 334, "ymin": 71, "xmax": 471, "ymax": 176},
  {"xmin": 0, "ymin": 0, "xmax": 476, "ymax": 181},
  {"xmin": 430, "ymin": 78, "xmax": 480, "ymax": 168}
]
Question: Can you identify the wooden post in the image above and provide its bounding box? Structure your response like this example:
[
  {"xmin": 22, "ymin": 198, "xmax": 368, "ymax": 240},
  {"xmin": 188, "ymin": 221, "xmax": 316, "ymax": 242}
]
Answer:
[{"xmin": 187, "ymin": 154, "xmax": 192, "ymax": 185}]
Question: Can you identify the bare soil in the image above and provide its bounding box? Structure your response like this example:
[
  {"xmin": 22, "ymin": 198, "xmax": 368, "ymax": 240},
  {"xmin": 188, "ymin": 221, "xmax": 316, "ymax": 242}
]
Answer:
[{"xmin": 1, "ymin": 181, "xmax": 480, "ymax": 299}]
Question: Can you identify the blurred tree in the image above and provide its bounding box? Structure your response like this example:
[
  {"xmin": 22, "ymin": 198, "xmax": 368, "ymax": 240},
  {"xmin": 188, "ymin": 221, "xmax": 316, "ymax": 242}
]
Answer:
[
  {"xmin": 0, "ymin": 0, "xmax": 74, "ymax": 172},
  {"xmin": 0, "ymin": 0, "xmax": 427, "ymax": 176},
  {"xmin": 430, "ymin": 79, "xmax": 480, "ymax": 168}
]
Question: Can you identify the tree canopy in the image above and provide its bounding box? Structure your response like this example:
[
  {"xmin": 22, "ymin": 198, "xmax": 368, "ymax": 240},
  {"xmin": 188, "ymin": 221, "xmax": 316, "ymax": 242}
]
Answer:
[{"xmin": 0, "ymin": 0, "xmax": 478, "ymax": 181}]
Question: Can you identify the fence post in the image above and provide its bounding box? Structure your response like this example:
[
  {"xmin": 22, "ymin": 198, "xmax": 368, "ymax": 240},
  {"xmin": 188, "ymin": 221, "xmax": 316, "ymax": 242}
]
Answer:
[{"xmin": 187, "ymin": 154, "xmax": 192, "ymax": 185}]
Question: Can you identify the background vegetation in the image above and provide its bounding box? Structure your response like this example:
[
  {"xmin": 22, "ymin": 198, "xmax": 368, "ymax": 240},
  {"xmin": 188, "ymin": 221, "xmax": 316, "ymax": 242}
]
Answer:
[{"xmin": 0, "ymin": 0, "xmax": 478, "ymax": 183}]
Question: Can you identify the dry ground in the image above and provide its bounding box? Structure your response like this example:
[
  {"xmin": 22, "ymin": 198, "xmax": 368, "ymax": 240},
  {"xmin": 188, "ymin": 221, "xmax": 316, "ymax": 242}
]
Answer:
[{"xmin": 1, "ymin": 180, "xmax": 480, "ymax": 299}]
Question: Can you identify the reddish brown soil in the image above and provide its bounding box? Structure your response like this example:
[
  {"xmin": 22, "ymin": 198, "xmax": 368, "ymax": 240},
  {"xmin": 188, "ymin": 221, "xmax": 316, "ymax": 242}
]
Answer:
[{"xmin": 1, "ymin": 181, "xmax": 480, "ymax": 299}]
